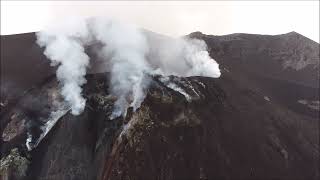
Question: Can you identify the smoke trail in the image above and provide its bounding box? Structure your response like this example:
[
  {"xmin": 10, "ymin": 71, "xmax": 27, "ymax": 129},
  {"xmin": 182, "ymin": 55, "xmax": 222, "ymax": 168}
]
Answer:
[{"xmin": 36, "ymin": 18, "xmax": 91, "ymax": 115}]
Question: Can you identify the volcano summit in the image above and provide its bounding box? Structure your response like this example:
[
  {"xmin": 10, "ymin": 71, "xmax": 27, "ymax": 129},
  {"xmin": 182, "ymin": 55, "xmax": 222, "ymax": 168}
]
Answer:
[{"xmin": 0, "ymin": 20, "xmax": 319, "ymax": 180}]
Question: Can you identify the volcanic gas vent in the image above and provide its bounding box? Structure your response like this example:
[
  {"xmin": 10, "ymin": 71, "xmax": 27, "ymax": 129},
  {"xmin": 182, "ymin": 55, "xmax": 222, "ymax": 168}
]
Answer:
[{"xmin": 36, "ymin": 17, "xmax": 221, "ymax": 119}]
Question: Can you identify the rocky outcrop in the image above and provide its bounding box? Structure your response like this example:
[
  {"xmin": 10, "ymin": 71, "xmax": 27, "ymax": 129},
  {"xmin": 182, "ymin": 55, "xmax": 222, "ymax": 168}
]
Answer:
[{"xmin": 0, "ymin": 148, "xmax": 30, "ymax": 180}]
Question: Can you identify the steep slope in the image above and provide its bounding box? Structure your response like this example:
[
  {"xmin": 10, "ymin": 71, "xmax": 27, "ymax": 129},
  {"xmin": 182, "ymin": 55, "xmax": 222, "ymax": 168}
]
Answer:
[
  {"xmin": 1, "ymin": 73, "xmax": 318, "ymax": 180},
  {"xmin": 1, "ymin": 32, "xmax": 319, "ymax": 180}
]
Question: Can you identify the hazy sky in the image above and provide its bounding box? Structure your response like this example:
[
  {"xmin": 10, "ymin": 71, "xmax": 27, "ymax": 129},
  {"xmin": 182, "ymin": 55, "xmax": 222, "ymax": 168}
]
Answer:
[{"xmin": 1, "ymin": 1, "xmax": 319, "ymax": 42}]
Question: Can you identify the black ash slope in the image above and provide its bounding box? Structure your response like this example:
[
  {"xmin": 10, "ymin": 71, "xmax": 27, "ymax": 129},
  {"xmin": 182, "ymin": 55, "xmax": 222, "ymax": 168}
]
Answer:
[{"xmin": 0, "ymin": 31, "xmax": 319, "ymax": 180}]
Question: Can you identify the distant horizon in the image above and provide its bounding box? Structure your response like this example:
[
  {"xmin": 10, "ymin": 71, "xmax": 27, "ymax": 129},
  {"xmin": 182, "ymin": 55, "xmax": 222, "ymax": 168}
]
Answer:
[
  {"xmin": 1, "ymin": 1, "xmax": 319, "ymax": 42},
  {"xmin": 2, "ymin": 30, "xmax": 318, "ymax": 44}
]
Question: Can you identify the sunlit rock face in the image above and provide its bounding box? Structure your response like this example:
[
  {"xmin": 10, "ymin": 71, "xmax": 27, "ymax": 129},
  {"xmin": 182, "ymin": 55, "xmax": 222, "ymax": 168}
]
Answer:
[{"xmin": 1, "ymin": 31, "xmax": 319, "ymax": 180}]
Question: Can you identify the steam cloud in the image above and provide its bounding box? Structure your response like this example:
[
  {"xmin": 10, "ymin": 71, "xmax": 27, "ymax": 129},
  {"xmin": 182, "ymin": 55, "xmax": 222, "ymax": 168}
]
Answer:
[
  {"xmin": 37, "ymin": 17, "xmax": 221, "ymax": 118},
  {"xmin": 37, "ymin": 18, "xmax": 92, "ymax": 115},
  {"xmin": 89, "ymin": 18, "xmax": 151, "ymax": 118}
]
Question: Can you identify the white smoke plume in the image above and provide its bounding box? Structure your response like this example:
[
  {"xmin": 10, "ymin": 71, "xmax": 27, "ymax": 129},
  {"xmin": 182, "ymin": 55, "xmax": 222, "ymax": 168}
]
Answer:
[
  {"xmin": 88, "ymin": 18, "xmax": 151, "ymax": 119},
  {"xmin": 36, "ymin": 17, "xmax": 92, "ymax": 115},
  {"xmin": 146, "ymin": 34, "xmax": 221, "ymax": 78},
  {"xmin": 37, "ymin": 17, "xmax": 221, "ymax": 118}
]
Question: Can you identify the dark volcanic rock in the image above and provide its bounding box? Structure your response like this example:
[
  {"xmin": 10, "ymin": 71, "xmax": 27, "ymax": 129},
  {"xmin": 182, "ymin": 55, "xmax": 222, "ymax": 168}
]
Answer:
[
  {"xmin": 188, "ymin": 31, "xmax": 319, "ymax": 118},
  {"xmin": 0, "ymin": 148, "xmax": 30, "ymax": 180},
  {"xmin": 189, "ymin": 31, "xmax": 319, "ymax": 88},
  {"xmin": 1, "ymin": 32, "xmax": 319, "ymax": 180}
]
